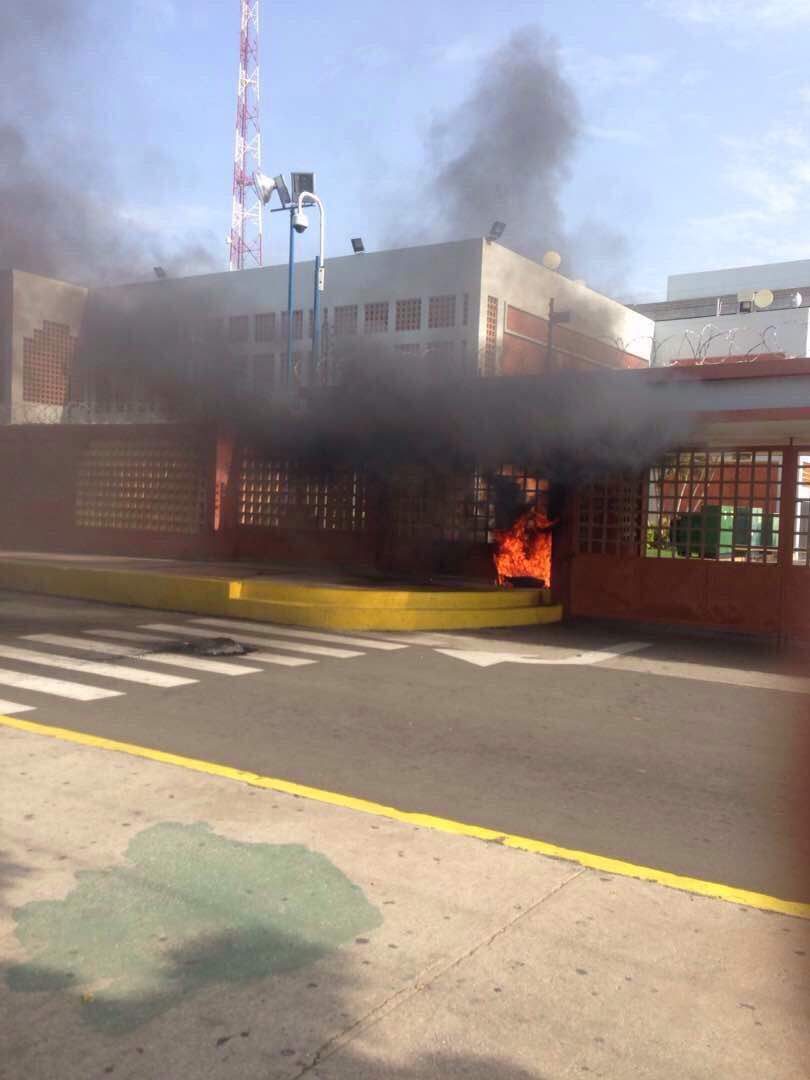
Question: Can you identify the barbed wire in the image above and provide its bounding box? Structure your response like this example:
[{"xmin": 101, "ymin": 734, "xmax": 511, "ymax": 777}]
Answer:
[{"xmin": 604, "ymin": 317, "xmax": 810, "ymax": 367}]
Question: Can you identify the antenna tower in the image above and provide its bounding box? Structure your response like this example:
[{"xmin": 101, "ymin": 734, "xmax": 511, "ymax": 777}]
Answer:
[{"xmin": 228, "ymin": 0, "xmax": 263, "ymax": 271}]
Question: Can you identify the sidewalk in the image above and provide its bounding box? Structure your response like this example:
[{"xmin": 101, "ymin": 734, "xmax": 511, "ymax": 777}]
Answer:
[{"xmin": 1, "ymin": 723, "xmax": 808, "ymax": 1080}]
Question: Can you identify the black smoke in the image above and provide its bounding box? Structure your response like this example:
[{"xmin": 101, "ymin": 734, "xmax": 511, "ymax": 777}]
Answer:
[
  {"xmin": 263, "ymin": 359, "xmax": 696, "ymax": 486},
  {"xmin": 77, "ymin": 299, "xmax": 694, "ymax": 486},
  {"xmin": 388, "ymin": 27, "xmax": 628, "ymax": 290},
  {"xmin": 0, "ymin": 3, "xmax": 219, "ymax": 285}
]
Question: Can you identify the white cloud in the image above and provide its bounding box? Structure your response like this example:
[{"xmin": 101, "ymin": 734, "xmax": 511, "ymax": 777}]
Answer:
[
  {"xmin": 648, "ymin": 0, "xmax": 810, "ymax": 26},
  {"xmin": 433, "ymin": 36, "xmax": 491, "ymax": 66},
  {"xmin": 798, "ymin": 85, "xmax": 810, "ymax": 106},
  {"xmin": 683, "ymin": 122, "xmax": 810, "ymax": 266},
  {"xmin": 586, "ymin": 125, "xmax": 643, "ymax": 144},
  {"xmin": 140, "ymin": 0, "xmax": 177, "ymax": 28},
  {"xmin": 680, "ymin": 69, "xmax": 708, "ymax": 88},
  {"xmin": 561, "ymin": 47, "xmax": 662, "ymax": 93},
  {"xmin": 316, "ymin": 43, "xmax": 394, "ymax": 85},
  {"xmin": 355, "ymin": 43, "xmax": 394, "ymax": 70}
]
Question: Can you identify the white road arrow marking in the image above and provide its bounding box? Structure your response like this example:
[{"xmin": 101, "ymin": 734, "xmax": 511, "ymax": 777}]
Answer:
[{"xmin": 435, "ymin": 642, "xmax": 651, "ymax": 668}]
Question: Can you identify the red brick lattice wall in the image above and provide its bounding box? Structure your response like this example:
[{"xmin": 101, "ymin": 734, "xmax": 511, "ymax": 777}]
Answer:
[
  {"xmin": 364, "ymin": 302, "xmax": 389, "ymax": 334},
  {"xmin": 484, "ymin": 297, "xmax": 498, "ymax": 375},
  {"xmin": 238, "ymin": 454, "xmax": 368, "ymax": 533},
  {"xmin": 395, "ymin": 299, "xmax": 422, "ymax": 332},
  {"xmin": 334, "ymin": 305, "xmax": 358, "ymax": 336},
  {"xmin": 75, "ymin": 437, "xmax": 207, "ymax": 534},
  {"xmin": 428, "ymin": 295, "xmax": 456, "ymax": 329},
  {"xmin": 23, "ymin": 320, "xmax": 77, "ymax": 404}
]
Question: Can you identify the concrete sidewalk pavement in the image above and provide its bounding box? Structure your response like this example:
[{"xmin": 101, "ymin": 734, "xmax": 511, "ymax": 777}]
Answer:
[{"xmin": 1, "ymin": 725, "xmax": 808, "ymax": 1080}]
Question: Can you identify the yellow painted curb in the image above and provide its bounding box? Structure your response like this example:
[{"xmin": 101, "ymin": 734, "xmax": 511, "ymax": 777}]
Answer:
[
  {"xmin": 237, "ymin": 579, "xmax": 551, "ymax": 609},
  {"xmin": 0, "ymin": 558, "xmax": 562, "ymax": 631},
  {"xmin": 2, "ymin": 713, "xmax": 807, "ymax": 921},
  {"xmin": 226, "ymin": 596, "xmax": 563, "ymax": 631},
  {"xmin": 0, "ymin": 561, "xmax": 230, "ymax": 612}
]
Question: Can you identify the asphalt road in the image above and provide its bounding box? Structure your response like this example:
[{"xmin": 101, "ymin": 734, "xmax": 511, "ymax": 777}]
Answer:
[{"xmin": 1, "ymin": 589, "xmax": 808, "ymax": 903}]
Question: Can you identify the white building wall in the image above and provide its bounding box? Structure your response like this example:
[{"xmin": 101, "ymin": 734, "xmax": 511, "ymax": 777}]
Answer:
[
  {"xmin": 4, "ymin": 239, "xmax": 656, "ymax": 424},
  {"xmin": 93, "ymin": 238, "xmax": 651, "ymax": 375},
  {"xmin": 652, "ymin": 308, "xmax": 810, "ymax": 365},
  {"xmin": 83, "ymin": 239, "xmax": 486, "ymax": 387},
  {"xmin": 668, "ymin": 259, "xmax": 810, "ymax": 300}
]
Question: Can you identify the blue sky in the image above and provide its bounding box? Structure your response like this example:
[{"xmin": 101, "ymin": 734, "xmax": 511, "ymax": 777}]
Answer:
[{"xmin": 54, "ymin": 1, "xmax": 810, "ymax": 299}]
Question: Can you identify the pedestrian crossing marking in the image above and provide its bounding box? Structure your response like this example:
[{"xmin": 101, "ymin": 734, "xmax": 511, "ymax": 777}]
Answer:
[
  {"xmin": 191, "ymin": 617, "xmax": 408, "ymax": 651},
  {"xmin": 0, "ymin": 610, "xmax": 408, "ymax": 715},
  {"xmin": 141, "ymin": 623, "xmax": 363, "ymax": 660},
  {"xmin": 84, "ymin": 629, "xmax": 316, "ymax": 668},
  {"xmin": 0, "ymin": 699, "xmax": 36, "ymax": 715},
  {"xmin": 0, "ymin": 667, "xmax": 122, "ymax": 702},
  {"xmin": 0, "ymin": 644, "xmax": 196, "ymax": 688},
  {"xmin": 85, "ymin": 628, "xmax": 188, "ymax": 644},
  {"xmin": 22, "ymin": 635, "xmax": 263, "ymax": 676}
]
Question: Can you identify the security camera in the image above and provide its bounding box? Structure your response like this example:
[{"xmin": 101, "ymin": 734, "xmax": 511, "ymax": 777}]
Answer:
[{"xmin": 292, "ymin": 208, "xmax": 309, "ymax": 234}]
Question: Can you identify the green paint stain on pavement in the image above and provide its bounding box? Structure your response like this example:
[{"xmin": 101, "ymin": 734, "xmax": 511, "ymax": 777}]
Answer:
[{"xmin": 7, "ymin": 822, "xmax": 381, "ymax": 1032}]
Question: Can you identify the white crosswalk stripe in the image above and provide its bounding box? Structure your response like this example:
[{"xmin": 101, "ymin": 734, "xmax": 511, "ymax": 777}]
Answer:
[
  {"xmin": 141, "ymin": 623, "xmax": 363, "ymax": 660},
  {"xmin": 85, "ymin": 628, "xmax": 316, "ymax": 668},
  {"xmin": 0, "ymin": 611, "xmax": 409, "ymax": 717},
  {"xmin": 0, "ymin": 699, "xmax": 36, "ymax": 715},
  {"xmin": 0, "ymin": 666, "xmax": 122, "ymax": 702},
  {"xmin": 0, "ymin": 644, "xmax": 196, "ymax": 688},
  {"xmin": 84, "ymin": 628, "xmax": 189, "ymax": 644},
  {"xmin": 22, "ymin": 634, "xmax": 263, "ymax": 676},
  {"xmin": 191, "ymin": 617, "xmax": 408, "ymax": 651}
]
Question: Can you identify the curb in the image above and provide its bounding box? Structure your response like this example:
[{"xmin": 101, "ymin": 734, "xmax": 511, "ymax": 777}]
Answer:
[{"xmin": 0, "ymin": 559, "xmax": 563, "ymax": 631}]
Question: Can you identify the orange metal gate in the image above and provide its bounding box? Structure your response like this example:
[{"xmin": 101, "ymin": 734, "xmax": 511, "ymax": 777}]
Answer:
[{"xmin": 568, "ymin": 446, "xmax": 810, "ymax": 641}]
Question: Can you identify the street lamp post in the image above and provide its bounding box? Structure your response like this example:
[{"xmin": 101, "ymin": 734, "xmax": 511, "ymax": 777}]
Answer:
[
  {"xmin": 252, "ymin": 171, "xmax": 325, "ymax": 389},
  {"xmin": 251, "ymin": 169, "xmax": 301, "ymax": 387},
  {"xmin": 286, "ymin": 212, "xmax": 296, "ymax": 387},
  {"xmin": 293, "ymin": 192, "xmax": 326, "ymax": 383}
]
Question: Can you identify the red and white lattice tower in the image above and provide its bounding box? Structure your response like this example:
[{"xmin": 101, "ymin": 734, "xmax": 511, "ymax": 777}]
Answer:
[{"xmin": 228, "ymin": 0, "xmax": 263, "ymax": 271}]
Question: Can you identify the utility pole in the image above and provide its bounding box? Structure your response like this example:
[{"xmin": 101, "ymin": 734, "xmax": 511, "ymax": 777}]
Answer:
[{"xmin": 547, "ymin": 297, "xmax": 571, "ymax": 371}]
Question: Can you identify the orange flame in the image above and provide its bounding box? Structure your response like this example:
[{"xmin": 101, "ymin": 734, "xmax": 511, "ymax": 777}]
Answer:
[{"xmin": 494, "ymin": 508, "xmax": 555, "ymax": 587}]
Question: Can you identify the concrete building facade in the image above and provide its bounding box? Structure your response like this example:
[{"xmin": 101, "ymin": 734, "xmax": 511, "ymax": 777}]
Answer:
[
  {"xmin": 0, "ymin": 270, "xmax": 88, "ymax": 425},
  {"xmin": 1, "ymin": 240, "xmax": 652, "ymax": 425},
  {"xmin": 635, "ymin": 259, "xmax": 810, "ymax": 367}
]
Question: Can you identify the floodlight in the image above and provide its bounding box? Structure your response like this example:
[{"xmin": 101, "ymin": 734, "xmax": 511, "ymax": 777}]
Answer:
[
  {"xmin": 252, "ymin": 170, "xmax": 278, "ymax": 206},
  {"xmin": 351, "ymin": 237, "xmax": 365, "ymax": 253},
  {"xmin": 153, "ymin": 266, "xmax": 167, "ymax": 280},
  {"xmin": 487, "ymin": 221, "xmax": 506, "ymax": 242},
  {"xmin": 274, "ymin": 174, "xmax": 292, "ymax": 206}
]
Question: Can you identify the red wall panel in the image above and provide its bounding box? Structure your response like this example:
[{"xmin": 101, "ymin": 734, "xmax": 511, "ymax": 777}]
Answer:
[{"xmin": 570, "ymin": 554, "xmax": 791, "ymax": 636}]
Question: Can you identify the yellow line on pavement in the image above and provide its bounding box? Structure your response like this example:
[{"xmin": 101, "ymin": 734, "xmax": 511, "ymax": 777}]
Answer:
[{"xmin": 2, "ymin": 712, "xmax": 809, "ymax": 921}]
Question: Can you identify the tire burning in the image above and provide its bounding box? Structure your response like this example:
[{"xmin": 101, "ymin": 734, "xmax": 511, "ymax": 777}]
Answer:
[{"xmin": 494, "ymin": 507, "xmax": 556, "ymax": 588}]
